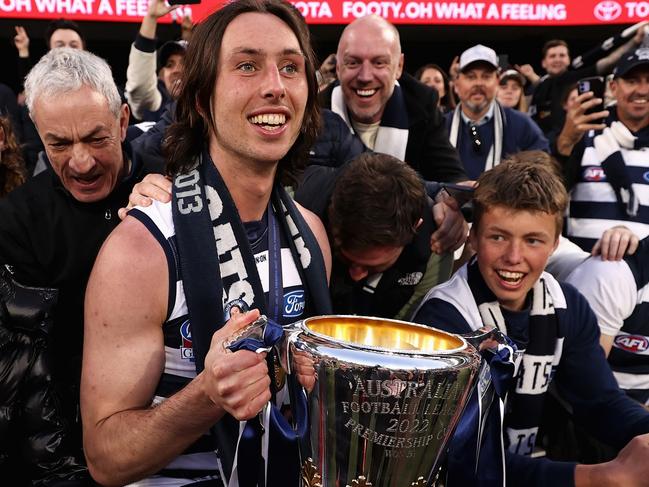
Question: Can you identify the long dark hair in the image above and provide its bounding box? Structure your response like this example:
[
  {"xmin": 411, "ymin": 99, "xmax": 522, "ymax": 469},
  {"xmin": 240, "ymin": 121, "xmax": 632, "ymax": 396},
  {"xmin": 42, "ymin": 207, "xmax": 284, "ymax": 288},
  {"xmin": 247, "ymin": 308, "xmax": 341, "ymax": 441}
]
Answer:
[
  {"xmin": 414, "ymin": 63, "xmax": 457, "ymax": 112},
  {"xmin": 164, "ymin": 0, "xmax": 320, "ymax": 186},
  {"xmin": 0, "ymin": 116, "xmax": 26, "ymax": 197}
]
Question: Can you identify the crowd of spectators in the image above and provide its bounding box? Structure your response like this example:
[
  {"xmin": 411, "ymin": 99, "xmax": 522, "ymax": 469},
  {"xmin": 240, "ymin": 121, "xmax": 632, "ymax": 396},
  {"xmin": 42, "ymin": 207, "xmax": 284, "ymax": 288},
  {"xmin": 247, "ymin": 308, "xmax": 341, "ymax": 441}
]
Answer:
[{"xmin": 1, "ymin": 2, "xmax": 649, "ymax": 486}]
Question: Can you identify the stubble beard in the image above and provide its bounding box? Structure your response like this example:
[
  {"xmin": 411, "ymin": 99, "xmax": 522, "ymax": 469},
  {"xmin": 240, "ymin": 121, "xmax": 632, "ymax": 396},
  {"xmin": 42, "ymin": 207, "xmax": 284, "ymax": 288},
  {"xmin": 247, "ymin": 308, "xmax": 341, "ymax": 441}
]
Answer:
[{"xmin": 464, "ymin": 98, "xmax": 490, "ymax": 115}]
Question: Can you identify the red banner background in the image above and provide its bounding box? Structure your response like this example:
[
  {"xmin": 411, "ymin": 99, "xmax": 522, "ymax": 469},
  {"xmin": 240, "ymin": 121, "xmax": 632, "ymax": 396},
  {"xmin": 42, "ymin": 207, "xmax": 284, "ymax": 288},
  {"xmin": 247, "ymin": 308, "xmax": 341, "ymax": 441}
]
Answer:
[{"xmin": 0, "ymin": 0, "xmax": 646, "ymax": 25}]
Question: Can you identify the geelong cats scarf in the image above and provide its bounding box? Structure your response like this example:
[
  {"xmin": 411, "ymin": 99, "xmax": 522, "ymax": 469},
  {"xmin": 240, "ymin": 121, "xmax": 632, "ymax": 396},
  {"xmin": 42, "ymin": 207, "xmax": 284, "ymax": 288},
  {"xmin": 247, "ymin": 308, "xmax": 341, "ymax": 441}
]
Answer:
[{"xmin": 171, "ymin": 151, "xmax": 331, "ymax": 486}]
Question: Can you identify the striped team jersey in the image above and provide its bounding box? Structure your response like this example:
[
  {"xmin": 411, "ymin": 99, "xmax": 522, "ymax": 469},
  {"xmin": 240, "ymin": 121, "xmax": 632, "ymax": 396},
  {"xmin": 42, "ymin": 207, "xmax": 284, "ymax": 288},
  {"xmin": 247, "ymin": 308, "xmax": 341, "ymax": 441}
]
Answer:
[
  {"xmin": 566, "ymin": 237, "xmax": 649, "ymax": 404},
  {"xmin": 565, "ymin": 129, "xmax": 649, "ymax": 251},
  {"xmin": 127, "ymin": 199, "xmax": 308, "ymax": 486}
]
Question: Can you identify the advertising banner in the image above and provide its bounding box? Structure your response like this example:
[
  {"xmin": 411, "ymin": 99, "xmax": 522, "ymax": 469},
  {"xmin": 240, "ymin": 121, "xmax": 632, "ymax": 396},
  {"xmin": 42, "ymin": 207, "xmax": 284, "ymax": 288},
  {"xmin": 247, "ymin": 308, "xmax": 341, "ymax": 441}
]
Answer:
[{"xmin": 0, "ymin": 0, "xmax": 647, "ymax": 25}]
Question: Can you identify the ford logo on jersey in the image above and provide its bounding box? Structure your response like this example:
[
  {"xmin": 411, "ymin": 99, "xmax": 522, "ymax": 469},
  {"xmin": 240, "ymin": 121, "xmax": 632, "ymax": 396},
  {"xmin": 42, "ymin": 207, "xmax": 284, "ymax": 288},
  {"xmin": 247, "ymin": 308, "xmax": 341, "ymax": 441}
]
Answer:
[
  {"xmin": 180, "ymin": 320, "xmax": 194, "ymax": 362},
  {"xmin": 284, "ymin": 290, "xmax": 306, "ymax": 318},
  {"xmin": 583, "ymin": 167, "xmax": 606, "ymax": 182},
  {"xmin": 614, "ymin": 334, "xmax": 649, "ymax": 353}
]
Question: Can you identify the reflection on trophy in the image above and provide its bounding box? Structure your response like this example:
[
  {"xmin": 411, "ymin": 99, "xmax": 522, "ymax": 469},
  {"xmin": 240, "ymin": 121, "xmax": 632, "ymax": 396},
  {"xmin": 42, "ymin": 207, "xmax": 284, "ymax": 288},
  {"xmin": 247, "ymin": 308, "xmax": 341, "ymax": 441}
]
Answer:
[
  {"xmin": 227, "ymin": 314, "xmax": 500, "ymax": 487},
  {"xmin": 281, "ymin": 315, "xmax": 491, "ymax": 487}
]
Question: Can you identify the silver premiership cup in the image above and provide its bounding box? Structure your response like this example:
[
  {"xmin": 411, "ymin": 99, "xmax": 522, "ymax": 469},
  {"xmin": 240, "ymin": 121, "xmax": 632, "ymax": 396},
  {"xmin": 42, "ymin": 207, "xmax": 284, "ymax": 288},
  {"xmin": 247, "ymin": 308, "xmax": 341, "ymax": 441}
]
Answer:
[{"xmin": 281, "ymin": 315, "xmax": 485, "ymax": 487}]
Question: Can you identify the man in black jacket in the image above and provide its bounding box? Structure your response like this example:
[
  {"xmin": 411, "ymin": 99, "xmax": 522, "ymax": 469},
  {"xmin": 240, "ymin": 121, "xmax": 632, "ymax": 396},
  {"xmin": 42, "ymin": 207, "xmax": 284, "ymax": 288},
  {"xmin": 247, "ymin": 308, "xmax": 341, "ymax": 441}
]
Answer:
[
  {"xmin": 0, "ymin": 48, "xmax": 147, "ymax": 484},
  {"xmin": 319, "ymin": 15, "xmax": 466, "ymax": 183}
]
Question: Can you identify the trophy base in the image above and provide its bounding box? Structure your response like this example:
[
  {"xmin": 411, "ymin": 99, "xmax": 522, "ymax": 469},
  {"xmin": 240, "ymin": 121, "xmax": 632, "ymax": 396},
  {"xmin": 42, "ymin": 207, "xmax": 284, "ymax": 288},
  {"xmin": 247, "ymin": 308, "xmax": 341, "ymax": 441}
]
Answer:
[{"xmin": 301, "ymin": 458, "xmax": 441, "ymax": 487}]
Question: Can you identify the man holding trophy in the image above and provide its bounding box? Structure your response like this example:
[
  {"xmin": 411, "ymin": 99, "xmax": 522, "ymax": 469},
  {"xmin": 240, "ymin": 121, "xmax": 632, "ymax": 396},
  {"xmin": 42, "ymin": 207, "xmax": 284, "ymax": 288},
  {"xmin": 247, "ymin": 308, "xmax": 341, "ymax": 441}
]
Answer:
[
  {"xmin": 80, "ymin": 1, "xmax": 649, "ymax": 486},
  {"xmin": 81, "ymin": 1, "xmax": 332, "ymax": 486}
]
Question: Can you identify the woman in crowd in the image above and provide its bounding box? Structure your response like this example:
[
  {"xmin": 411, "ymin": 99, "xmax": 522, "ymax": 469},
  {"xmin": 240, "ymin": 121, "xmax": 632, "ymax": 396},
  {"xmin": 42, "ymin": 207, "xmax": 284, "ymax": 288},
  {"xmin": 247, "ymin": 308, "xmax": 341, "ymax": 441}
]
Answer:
[
  {"xmin": 415, "ymin": 63, "xmax": 457, "ymax": 113},
  {"xmin": 497, "ymin": 69, "xmax": 528, "ymax": 112},
  {"xmin": 0, "ymin": 116, "xmax": 26, "ymax": 197}
]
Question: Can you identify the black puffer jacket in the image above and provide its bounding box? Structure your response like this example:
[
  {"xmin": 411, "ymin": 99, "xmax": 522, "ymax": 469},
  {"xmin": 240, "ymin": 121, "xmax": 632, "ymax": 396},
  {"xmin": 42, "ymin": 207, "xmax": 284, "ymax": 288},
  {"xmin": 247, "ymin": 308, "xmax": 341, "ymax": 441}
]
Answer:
[{"xmin": 0, "ymin": 269, "xmax": 89, "ymax": 486}]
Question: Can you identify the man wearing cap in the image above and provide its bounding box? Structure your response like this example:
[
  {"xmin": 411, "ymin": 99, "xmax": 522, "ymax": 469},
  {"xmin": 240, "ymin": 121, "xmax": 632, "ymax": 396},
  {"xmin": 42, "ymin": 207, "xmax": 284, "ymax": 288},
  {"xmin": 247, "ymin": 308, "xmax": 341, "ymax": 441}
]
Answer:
[
  {"xmin": 319, "ymin": 15, "xmax": 466, "ymax": 183},
  {"xmin": 557, "ymin": 42, "xmax": 649, "ymax": 252},
  {"xmin": 125, "ymin": 0, "xmax": 186, "ymax": 122},
  {"xmin": 447, "ymin": 44, "xmax": 548, "ymax": 180}
]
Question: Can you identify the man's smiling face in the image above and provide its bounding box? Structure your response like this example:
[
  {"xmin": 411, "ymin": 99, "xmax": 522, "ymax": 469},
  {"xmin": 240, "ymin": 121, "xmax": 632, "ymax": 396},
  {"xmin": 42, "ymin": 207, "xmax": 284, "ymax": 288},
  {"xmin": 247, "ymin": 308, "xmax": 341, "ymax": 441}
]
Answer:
[
  {"xmin": 209, "ymin": 12, "xmax": 308, "ymax": 167},
  {"xmin": 612, "ymin": 65, "xmax": 649, "ymax": 133},
  {"xmin": 336, "ymin": 16, "xmax": 404, "ymax": 124}
]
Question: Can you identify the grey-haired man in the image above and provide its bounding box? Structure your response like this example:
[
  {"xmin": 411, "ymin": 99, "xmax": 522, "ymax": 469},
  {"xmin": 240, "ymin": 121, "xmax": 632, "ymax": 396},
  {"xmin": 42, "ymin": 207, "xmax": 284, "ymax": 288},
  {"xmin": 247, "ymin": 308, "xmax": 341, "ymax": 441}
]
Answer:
[{"xmin": 0, "ymin": 47, "xmax": 148, "ymax": 481}]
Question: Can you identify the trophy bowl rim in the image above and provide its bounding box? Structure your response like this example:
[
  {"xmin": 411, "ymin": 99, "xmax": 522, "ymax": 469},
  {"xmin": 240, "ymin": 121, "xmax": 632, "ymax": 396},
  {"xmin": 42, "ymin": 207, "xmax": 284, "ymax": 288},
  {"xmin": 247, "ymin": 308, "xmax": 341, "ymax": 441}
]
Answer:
[{"xmin": 298, "ymin": 314, "xmax": 472, "ymax": 357}]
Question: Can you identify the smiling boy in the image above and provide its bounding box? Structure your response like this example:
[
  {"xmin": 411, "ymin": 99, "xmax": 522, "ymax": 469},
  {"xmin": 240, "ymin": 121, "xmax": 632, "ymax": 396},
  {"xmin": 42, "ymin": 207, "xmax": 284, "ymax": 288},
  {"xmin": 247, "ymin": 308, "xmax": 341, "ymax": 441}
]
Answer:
[{"xmin": 412, "ymin": 158, "xmax": 649, "ymax": 487}]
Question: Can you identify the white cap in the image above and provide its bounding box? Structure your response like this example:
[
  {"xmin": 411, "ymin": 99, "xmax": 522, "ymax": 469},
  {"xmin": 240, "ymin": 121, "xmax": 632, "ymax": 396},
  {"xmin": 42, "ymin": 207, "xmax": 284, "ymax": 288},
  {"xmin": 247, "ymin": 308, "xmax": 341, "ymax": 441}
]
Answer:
[{"xmin": 459, "ymin": 44, "xmax": 499, "ymax": 72}]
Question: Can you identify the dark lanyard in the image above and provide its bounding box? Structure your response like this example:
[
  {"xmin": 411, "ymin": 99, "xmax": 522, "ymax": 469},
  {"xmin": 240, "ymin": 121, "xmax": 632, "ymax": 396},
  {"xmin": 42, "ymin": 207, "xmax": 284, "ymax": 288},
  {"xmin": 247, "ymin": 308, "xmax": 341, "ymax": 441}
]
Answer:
[{"xmin": 267, "ymin": 204, "xmax": 283, "ymax": 324}]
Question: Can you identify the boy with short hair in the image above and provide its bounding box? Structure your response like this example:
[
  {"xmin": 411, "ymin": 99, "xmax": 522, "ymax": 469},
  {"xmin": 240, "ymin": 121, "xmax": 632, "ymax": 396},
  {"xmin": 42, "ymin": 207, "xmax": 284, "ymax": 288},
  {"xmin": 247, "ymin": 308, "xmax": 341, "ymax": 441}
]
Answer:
[{"xmin": 412, "ymin": 159, "xmax": 649, "ymax": 487}]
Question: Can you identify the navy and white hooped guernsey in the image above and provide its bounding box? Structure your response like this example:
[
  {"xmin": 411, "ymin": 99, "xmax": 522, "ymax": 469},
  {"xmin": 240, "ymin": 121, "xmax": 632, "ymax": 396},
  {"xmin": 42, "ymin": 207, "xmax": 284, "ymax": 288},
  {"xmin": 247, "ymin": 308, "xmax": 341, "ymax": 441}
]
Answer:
[{"xmin": 126, "ymin": 199, "xmax": 307, "ymax": 487}]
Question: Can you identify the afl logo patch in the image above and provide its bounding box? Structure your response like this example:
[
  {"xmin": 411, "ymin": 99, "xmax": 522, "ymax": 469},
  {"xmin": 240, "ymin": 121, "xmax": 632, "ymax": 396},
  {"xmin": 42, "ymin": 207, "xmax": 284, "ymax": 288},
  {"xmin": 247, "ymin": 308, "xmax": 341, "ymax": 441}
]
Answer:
[
  {"xmin": 583, "ymin": 167, "xmax": 606, "ymax": 182},
  {"xmin": 283, "ymin": 290, "xmax": 305, "ymax": 318},
  {"xmin": 180, "ymin": 320, "xmax": 194, "ymax": 362},
  {"xmin": 614, "ymin": 335, "xmax": 649, "ymax": 353}
]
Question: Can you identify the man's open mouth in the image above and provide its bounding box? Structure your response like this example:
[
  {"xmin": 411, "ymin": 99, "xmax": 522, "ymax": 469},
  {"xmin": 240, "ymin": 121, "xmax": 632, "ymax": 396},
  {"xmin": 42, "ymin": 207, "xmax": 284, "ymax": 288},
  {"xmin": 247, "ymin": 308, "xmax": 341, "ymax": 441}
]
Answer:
[
  {"xmin": 249, "ymin": 113, "xmax": 287, "ymax": 131},
  {"xmin": 73, "ymin": 174, "xmax": 101, "ymax": 185},
  {"xmin": 356, "ymin": 89, "xmax": 377, "ymax": 97}
]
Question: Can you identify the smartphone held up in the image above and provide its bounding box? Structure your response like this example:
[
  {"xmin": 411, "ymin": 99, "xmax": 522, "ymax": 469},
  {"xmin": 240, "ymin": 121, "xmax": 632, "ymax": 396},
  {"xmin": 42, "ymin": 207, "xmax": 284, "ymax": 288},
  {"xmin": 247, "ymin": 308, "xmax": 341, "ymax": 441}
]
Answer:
[{"xmin": 577, "ymin": 76, "xmax": 606, "ymax": 122}]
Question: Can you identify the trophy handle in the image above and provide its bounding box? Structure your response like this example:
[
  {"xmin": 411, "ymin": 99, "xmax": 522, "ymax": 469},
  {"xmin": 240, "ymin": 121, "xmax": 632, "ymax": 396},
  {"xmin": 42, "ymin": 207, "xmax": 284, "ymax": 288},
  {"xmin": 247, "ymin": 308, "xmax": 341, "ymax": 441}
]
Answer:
[
  {"xmin": 277, "ymin": 320, "xmax": 304, "ymax": 374},
  {"xmin": 461, "ymin": 325, "xmax": 509, "ymax": 352},
  {"xmin": 223, "ymin": 314, "xmax": 274, "ymax": 352}
]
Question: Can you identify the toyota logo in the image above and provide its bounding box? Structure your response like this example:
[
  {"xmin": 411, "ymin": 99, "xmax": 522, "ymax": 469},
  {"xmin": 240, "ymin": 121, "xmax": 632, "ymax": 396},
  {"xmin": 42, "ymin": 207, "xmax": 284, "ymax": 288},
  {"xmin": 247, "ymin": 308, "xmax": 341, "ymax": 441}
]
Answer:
[{"xmin": 594, "ymin": 1, "xmax": 622, "ymax": 21}]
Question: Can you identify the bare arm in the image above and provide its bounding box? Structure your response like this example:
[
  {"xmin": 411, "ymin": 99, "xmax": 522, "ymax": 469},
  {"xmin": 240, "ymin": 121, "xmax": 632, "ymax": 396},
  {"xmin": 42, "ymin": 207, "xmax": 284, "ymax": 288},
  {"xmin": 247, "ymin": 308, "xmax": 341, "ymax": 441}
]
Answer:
[
  {"xmin": 82, "ymin": 216, "xmax": 271, "ymax": 486},
  {"xmin": 600, "ymin": 334, "xmax": 615, "ymax": 357},
  {"xmin": 139, "ymin": 0, "xmax": 178, "ymax": 39},
  {"xmin": 181, "ymin": 14, "xmax": 194, "ymax": 42},
  {"xmin": 430, "ymin": 189, "xmax": 470, "ymax": 255},
  {"xmin": 296, "ymin": 202, "xmax": 332, "ymax": 283},
  {"xmin": 596, "ymin": 24, "xmax": 647, "ymax": 75},
  {"xmin": 591, "ymin": 225, "xmax": 640, "ymax": 261},
  {"xmin": 515, "ymin": 63, "xmax": 540, "ymax": 86},
  {"xmin": 575, "ymin": 433, "xmax": 649, "ymax": 486},
  {"xmin": 13, "ymin": 26, "xmax": 29, "ymax": 58}
]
